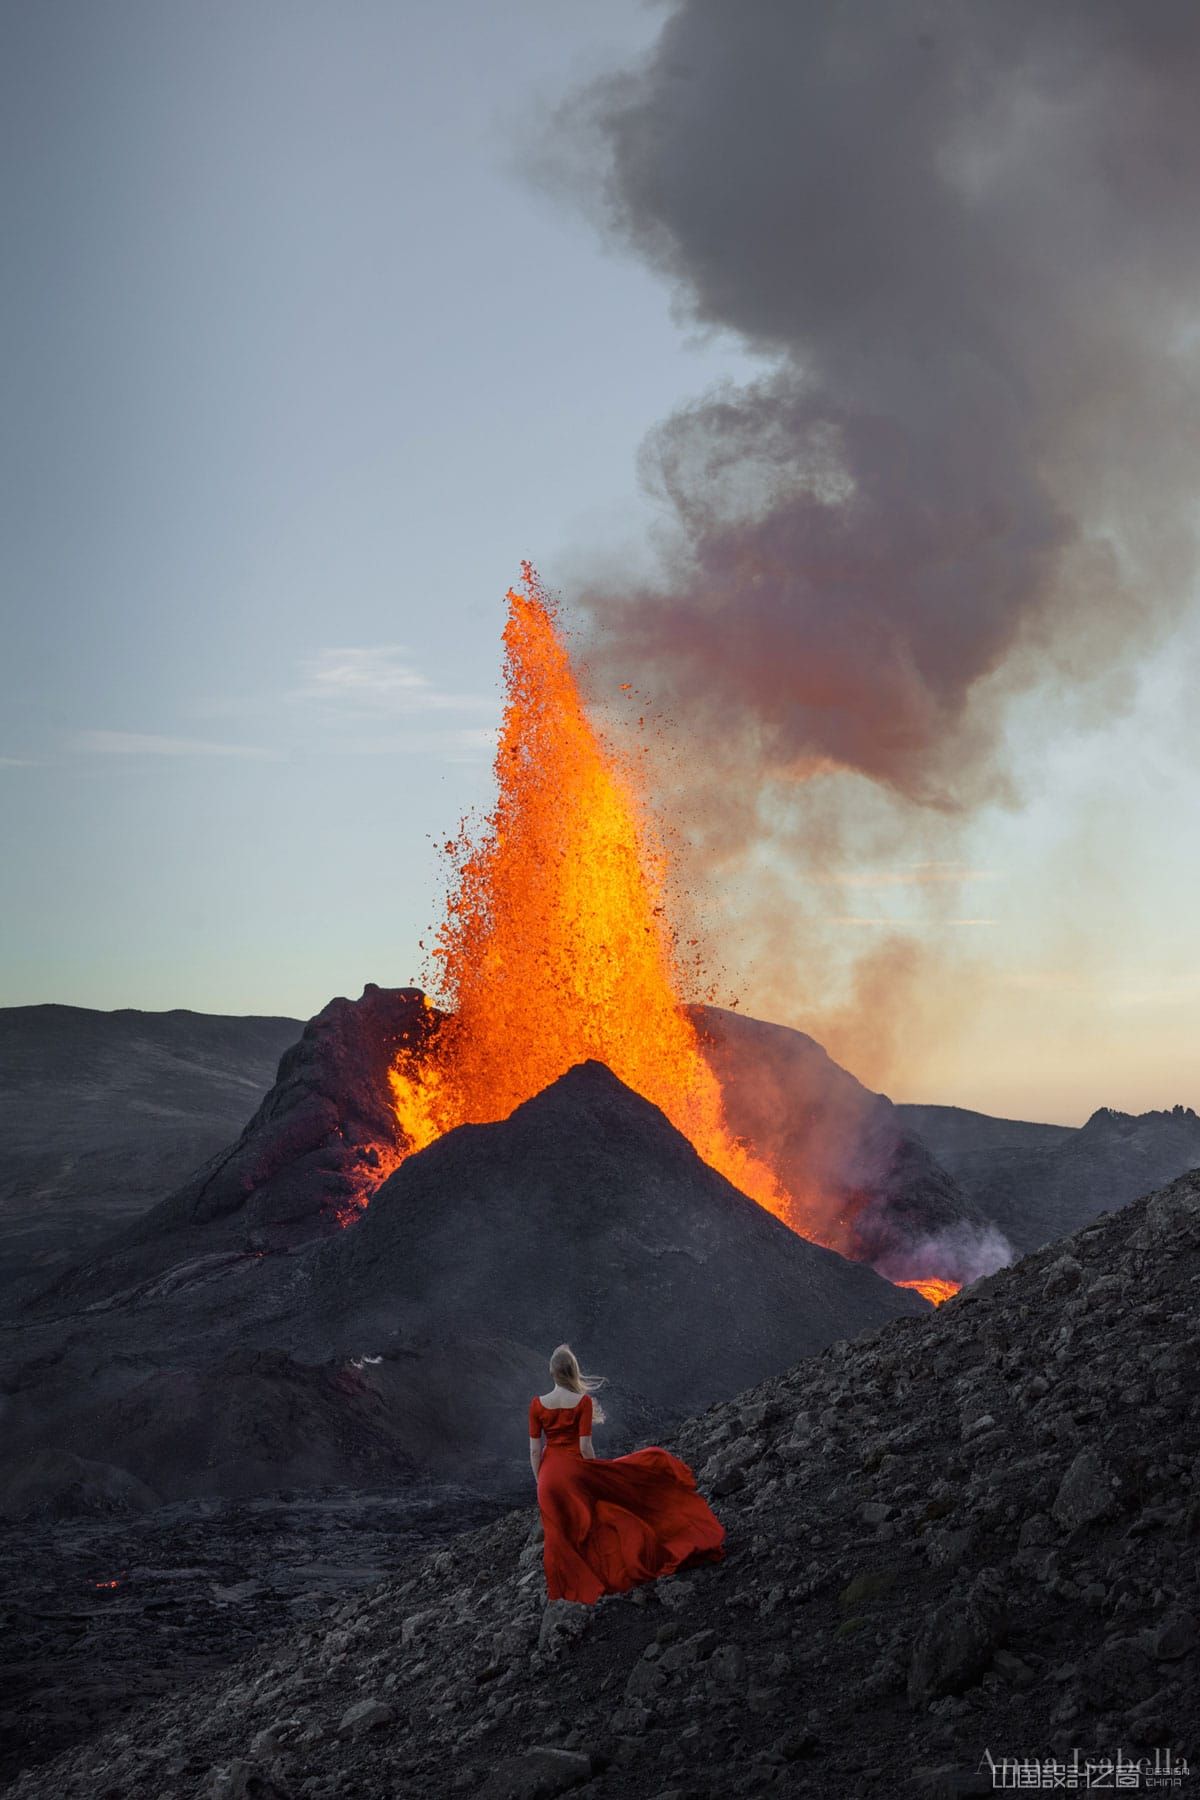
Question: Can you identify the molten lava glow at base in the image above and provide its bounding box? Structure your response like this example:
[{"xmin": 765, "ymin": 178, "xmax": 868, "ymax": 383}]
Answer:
[
  {"xmin": 386, "ymin": 563, "xmax": 951, "ymax": 1299},
  {"xmin": 894, "ymin": 1277, "xmax": 961, "ymax": 1306}
]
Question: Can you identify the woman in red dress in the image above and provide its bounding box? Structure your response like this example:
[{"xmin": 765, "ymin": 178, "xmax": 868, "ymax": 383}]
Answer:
[{"xmin": 528, "ymin": 1343, "xmax": 726, "ymax": 1604}]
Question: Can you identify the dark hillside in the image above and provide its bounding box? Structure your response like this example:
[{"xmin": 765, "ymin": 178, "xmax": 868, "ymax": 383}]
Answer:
[
  {"xmin": 10, "ymin": 1171, "xmax": 1196, "ymax": 1800},
  {"xmin": 0, "ymin": 1004, "xmax": 301, "ymax": 1303}
]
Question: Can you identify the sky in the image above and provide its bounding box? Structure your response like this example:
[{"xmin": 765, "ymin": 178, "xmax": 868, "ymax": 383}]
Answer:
[{"xmin": 2, "ymin": 0, "xmax": 1197, "ymax": 1126}]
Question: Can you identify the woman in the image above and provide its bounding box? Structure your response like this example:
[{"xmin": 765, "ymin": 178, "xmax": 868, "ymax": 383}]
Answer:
[{"xmin": 528, "ymin": 1343, "xmax": 726, "ymax": 1604}]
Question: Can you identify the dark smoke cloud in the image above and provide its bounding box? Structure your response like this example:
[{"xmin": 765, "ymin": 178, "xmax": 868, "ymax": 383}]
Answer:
[{"xmin": 552, "ymin": 0, "xmax": 1200, "ymax": 813}]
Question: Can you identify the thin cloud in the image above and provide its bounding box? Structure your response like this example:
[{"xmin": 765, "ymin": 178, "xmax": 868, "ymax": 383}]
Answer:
[
  {"xmin": 1002, "ymin": 967, "xmax": 1200, "ymax": 1007},
  {"xmin": 1109, "ymin": 984, "xmax": 1200, "ymax": 1009},
  {"xmin": 811, "ymin": 863, "xmax": 997, "ymax": 889},
  {"xmin": 72, "ymin": 731, "xmax": 281, "ymax": 759},
  {"xmin": 290, "ymin": 647, "xmax": 496, "ymax": 716},
  {"xmin": 1006, "ymin": 970, "xmax": 1091, "ymax": 993},
  {"xmin": 828, "ymin": 915, "xmax": 997, "ymax": 927},
  {"xmin": 320, "ymin": 726, "xmax": 500, "ymax": 764},
  {"xmin": 0, "ymin": 756, "xmax": 36, "ymax": 768},
  {"xmin": 828, "ymin": 917, "xmax": 910, "ymax": 927}
]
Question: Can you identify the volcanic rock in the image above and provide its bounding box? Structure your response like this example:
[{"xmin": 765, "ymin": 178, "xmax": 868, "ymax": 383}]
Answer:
[
  {"xmin": 906, "ymin": 1568, "xmax": 1007, "ymax": 1705},
  {"xmin": 1149, "ymin": 1612, "xmax": 1197, "ymax": 1662},
  {"xmin": 310, "ymin": 1058, "xmax": 930, "ymax": 1417},
  {"xmin": 690, "ymin": 1004, "xmax": 1009, "ymax": 1284},
  {"xmin": 1051, "ymin": 1447, "xmax": 1119, "ymax": 1533},
  {"xmin": 24, "ymin": 985, "xmax": 431, "ymax": 1310},
  {"xmin": 336, "ymin": 1697, "xmax": 397, "ymax": 1737},
  {"xmin": 10, "ymin": 1168, "xmax": 1198, "ymax": 1800},
  {"xmin": 477, "ymin": 1746, "xmax": 594, "ymax": 1799}
]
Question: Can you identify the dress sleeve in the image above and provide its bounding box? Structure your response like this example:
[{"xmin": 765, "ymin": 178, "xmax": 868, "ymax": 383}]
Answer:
[
  {"xmin": 579, "ymin": 1394, "xmax": 593, "ymax": 1436},
  {"xmin": 528, "ymin": 1398, "xmax": 541, "ymax": 1440}
]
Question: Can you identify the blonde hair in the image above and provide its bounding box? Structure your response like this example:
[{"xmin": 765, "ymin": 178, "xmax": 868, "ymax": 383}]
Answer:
[{"xmin": 549, "ymin": 1343, "xmax": 608, "ymax": 1425}]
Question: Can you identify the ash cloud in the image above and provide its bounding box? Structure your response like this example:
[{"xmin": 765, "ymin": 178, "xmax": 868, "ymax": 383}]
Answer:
[
  {"xmin": 869, "ymin": 1223, "xmax": 1016, "ymax": 1290},
  {"xmin": 551, "ymin": 0, "xmax": 1200, "ymax": 816}
]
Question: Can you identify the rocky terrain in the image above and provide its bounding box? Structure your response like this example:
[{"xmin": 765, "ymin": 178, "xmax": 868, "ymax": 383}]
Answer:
[
  {"xmin": 5, "ymin": 994, "xmax": 1197, "ymax": 1796},
  {"xmin": 0, "ymin": 1004, "xmax": 300, "ymax": 1305},
  {"xmin": 0, "ymin": 1480, "xmax": 515, "ymax": 1788},
  {"xmin": 7, "ymin": 1168, "xmax": 1196, "ymax": 1800},
  {"xmin": 901, "ymin": 1100, "xmax": 1200, "ymax": 1254}
]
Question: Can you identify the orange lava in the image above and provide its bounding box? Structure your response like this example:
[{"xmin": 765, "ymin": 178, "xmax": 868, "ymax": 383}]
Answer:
[
  {"xmin": 894, "ymin": 1277, "xmax": 961, "ymax": 1306},
  {"xmin": 390, "ymin": 564, "xmax": 818, "ymax": 1233},
  {"xmin": 330, "ymin": 1144, "xmax": 405, "ymax": 1230}
]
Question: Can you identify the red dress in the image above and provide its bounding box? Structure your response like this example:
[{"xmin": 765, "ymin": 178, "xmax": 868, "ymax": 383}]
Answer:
[{"xmin": 529, "ymin": 1393, "xmax": 726, "ymax": 1604}]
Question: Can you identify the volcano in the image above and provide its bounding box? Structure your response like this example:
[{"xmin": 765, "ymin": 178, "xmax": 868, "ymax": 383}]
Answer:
[
  {"xmin": 2, "ymin": 1058, "xmax": 927, "ymax": 1515},
  {"xmin": 691, "ymin": 1005, "xmax": 1011, "ymax": 1286},
  {"xmin": 24, "ymin": 980, "xmax": 986, "ymax": 1324},
  {"xmin": 8, "ymin": 569, "xmax": 1014, "ymax": 1513},
  {"xmin": 310, "ymin": 1059, "xmax": 928, "ymax": 1415}
]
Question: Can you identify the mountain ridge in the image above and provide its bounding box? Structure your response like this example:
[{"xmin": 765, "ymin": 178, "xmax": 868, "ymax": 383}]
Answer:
[
  {"xmin": 0, "ymin": 1001, "xmax": 302, "ymax": 1303},
  {"xmin": 7, "ymin": 993, "xmax": 1198, "ymax": 1313}
]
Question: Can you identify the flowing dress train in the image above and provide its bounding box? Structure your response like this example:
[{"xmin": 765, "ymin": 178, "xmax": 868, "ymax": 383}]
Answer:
[{"xmin": 530, "ymin": 1393, "xmax": 726, "ymax": 1605}]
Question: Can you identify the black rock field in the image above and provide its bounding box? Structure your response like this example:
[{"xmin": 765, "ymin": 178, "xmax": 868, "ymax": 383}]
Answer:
[
  {"xmin": 0, "ymin": 1480, "xmax": 516, "ymax": 1790},
  {"xmin": 5, "ymin": 1167, "xmax": 1197, "ymax": 1800}
]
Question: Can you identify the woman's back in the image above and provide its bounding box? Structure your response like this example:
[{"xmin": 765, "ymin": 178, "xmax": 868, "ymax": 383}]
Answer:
[{"xmin": 530, "ymin": 1392, "xmax": 591, "ymax": 1452}]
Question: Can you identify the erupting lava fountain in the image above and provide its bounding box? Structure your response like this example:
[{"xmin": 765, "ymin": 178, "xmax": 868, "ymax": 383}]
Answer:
[{"xmin": 388, "ymin": 563, "xmax": 957, "ymax": 1307}]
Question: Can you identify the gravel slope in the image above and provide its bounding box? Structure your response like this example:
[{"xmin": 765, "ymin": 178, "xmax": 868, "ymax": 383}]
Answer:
[{"xmin": 8, "ymin": 1170, "xmax": 1197, "ymax": 1800}]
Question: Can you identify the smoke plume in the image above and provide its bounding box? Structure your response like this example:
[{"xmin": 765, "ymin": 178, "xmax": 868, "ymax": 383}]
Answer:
[{"xmin": 548, "ymin": 0, "xmax": 1200, "ymax": 827}]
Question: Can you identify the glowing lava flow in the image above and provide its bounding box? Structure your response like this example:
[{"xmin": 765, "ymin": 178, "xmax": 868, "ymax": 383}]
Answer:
[
  {"xmin": 390, "ymin": 563, "xmax": 819, "ymax": 1234},
  {"xmin": 894, "ymin": 1277, "xmax": 961, "ymax": 1306}
]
